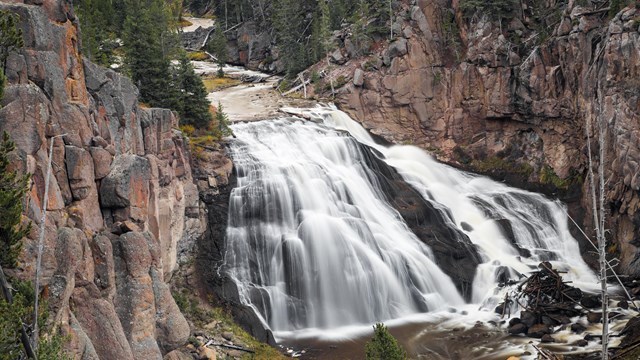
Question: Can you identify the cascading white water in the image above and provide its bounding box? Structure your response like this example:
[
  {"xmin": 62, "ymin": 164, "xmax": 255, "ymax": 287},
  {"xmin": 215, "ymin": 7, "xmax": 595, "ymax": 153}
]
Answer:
[
  {"xmin": 225, "ymin": 107, "xmax": 598, "ymax": 337},
  {"xmin": 318, "ymin": 109, "xmax": 599, "ymax": 304},
  {"xmin": 226, "ymin": 119, "xmax": 464, "ymax": 333}
]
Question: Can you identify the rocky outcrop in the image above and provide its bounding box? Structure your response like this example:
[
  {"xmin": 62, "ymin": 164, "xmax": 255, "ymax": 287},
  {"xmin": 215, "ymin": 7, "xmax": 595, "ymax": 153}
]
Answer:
[
  {"xmin": 189, "ymin": 143, "xmax": 279, "ymax": 345},
  {"xmin": 182, "ymin": 20, "xmax": 278, "ymax": 72},
  {"xmin": 323, "ymin": 0, "xmax": 640, "ymax": 276},
  {"xmin": 182, "ymin": 25, "xmax": 214, "ymax": 51},
  {"xmin": 0, "ymin": 1, "xmax": 202, "ymax": 359}
]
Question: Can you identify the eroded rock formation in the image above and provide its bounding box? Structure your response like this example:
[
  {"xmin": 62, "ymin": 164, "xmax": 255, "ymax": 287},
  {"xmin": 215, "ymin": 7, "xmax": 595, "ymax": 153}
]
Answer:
[
  {"xmin": 328, "ymin": 0, "xmax": 640, "ymax": 276},
  {"xmin": 0, "ymin": 1, "xmax": 205, "ymax": 358}
]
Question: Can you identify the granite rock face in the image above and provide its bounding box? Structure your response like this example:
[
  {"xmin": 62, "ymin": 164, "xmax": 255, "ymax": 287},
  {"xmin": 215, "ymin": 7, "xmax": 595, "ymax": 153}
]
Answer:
[
  {"xmin": 330, "ymin": 0, "xmax": 640, "ymax": 276},
  {"xmin": 0, "ymin": 1, "xmax": 203, "ymax": 358}
]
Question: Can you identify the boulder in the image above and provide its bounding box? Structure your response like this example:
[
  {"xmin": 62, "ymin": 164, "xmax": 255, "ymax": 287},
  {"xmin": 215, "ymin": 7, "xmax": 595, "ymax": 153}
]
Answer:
[
  {"xmin": 330, "ymin": 49, "xmax": 346, "ymax": 64},
  {"xmin": 527, "ymin": 324, "xmax": 551, "ymax": 338},
  {"xmin": 571, "ymin": 323, "xmax": 587, "ymax": 333},
  {"xmin": 508, "ymin": 323, "xmax": 528, "ymax": 335},
  {"xmin": 197, "ymin": 345, "xmax": 216, "ymax": 360},
  {"xmin": 581, "ymin": 294, "xmax": 602, "ymax": 308},
  {"xmin": 520, "ymin": 311, "xmax": 537, "ymax": 327},
  {"xmin": 90, "ymin": 234, "xmax": 116, "ymax": 299},
  {"xmin": 618, "ymin": 300, "xmax": 629, "ymax": 309},
  {"xmin": 573, "ymin": 339, "xmax": 588, "ymax": 347},
  {"xmin": 587, "ymin": 312, "xmax": 602, "ymax": 323},
  {"xmin": 151, "ymin": 267, "xmax": 190, "ymax": 353},
  {"xmin": 164, "ymin": 350, "xmax": 193, "ymax": 360},
  {"xmin": 386, "ymin": 38, "xmax": 408, "ymax": 59},
  {"xmin": 541, "ymin": 334, "xmax": 555, "ymax": 343},
  {"xmin": 72, "ymin": 286, "xmax": 135, "ymax": 360},
  {"xmin": 353, "ymin": 69, "xmax": 364, "ymax": 87},
  {"xmin": 508, "ymin": 318, "xmax": 521, "ymax": 327}
]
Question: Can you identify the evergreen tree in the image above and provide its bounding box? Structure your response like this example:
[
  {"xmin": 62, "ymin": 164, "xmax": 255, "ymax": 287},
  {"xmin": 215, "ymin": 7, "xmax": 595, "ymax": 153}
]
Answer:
[
  {"xmin": 365, "ymin": 0, "xmax": 391, "ymax": 36},
  {"xmin": 329, "ymin": 0, "xmax": 358, "ymax": 29},
  {"xmin": 351, "ymin": 0, "xmax": 371, "ymax": 56},
  {"xmin": 215, "ymin": 102, "xmax": 233, "ymax": 137},
  {"xmin": 364, "ymin": 323, "xmax": 407, "ymax": 360},
  {"xmin": 0, "ymin": 278, "xmax": 71, "ymax": 360},
  {"xmin": 459, "ymin": 0, "xmax": 517, "ymax": 23},
  {"xmin": 175, "ymin": 53, "xmax": 213, "ymax": 129},
  {"xmin": 75, "ymin": 0, "xmax": 117, "ymax": 65},
  {"xmin": 0, "ymin": 132, "xmax": 30, "ymax": 269},
  {"xmin": 272, "ymin": 0, "xmax": 312, "ymax": 77},
  {"xmin": 310, "ymin": 0, "xmax": 332, "ymax": 60},
  {"xmin": 122, "ymin": 0, "xmax": 177, "ymax": 108},
  {"xmin": 0, "ymin": 10, "xmax": 23, "ymax": 68},
  {"xmin": 207, "ymin": 25, "xmax": 228, "ymax": 76}
]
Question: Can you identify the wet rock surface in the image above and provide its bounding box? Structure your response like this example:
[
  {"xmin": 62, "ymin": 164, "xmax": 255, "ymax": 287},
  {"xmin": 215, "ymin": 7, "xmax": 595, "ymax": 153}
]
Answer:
[{"xmin": 359, "ymin": 142, "xmax": 481, "ymax": 300}]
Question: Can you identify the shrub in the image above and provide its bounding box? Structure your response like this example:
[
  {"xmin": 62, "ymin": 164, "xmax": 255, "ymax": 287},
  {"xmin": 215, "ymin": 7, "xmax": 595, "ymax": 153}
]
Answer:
[{"xmin": 364, "ymin": 323, "xmax": 407, "ymax": 360}]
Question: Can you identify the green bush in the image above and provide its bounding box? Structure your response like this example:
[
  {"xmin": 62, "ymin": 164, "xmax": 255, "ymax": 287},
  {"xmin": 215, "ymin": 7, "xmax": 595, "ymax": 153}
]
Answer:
[
  {"xmin": 459, "ymin": 0, "xmax": 517, "ymax": 23},
  {"xmin": 365, "ymin": 323, "xmax": 407, "ymax": 360}
]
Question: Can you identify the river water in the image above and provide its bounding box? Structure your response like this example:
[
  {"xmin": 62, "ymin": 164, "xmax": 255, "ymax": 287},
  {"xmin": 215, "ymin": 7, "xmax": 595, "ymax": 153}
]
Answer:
[{"xmin": 198, "ymin": 61, "xmax": 633, "ymax": 359}]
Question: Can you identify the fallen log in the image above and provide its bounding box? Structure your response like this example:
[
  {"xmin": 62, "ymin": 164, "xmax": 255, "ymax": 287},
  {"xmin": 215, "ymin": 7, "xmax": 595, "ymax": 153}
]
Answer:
[{"xmin": 204, "ymin": 339, "xmax": 256, "ymax": 353}]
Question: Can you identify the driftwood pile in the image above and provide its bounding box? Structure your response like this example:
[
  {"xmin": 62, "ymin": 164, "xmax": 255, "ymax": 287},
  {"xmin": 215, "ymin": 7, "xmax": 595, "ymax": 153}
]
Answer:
[{"xmin": 499, "ymin": 262, "xmax": 605, "ymax": 344}]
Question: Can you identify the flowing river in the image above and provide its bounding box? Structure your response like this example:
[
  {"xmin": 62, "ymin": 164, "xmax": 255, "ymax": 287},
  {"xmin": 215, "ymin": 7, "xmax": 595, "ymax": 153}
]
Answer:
[{"xmin": 199, "ymin": 62, "xmax": 633, "ymax": 359}]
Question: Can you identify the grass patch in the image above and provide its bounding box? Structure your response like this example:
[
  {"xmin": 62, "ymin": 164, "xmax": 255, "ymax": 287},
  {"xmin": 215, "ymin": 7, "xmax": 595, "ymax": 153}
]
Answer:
[
  {"xmin": 187, "ymin": 51, "xmax": 210, "ymax": 61},
  {"xmin": 202, "ymin": 77, "xmax": 241, "ymax": 92},
  {"xmin": 539, "ymin": 165, "xmax": 570, "ymax": 190},
  {"xmin": 471, "ymin": 156, "xmax": 534, "ymax": 178}
]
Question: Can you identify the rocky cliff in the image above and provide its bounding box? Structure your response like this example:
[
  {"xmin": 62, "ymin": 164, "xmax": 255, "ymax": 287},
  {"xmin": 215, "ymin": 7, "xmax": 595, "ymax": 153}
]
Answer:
[
  {"xmin": 319, "ymin": 0, "xmax": 640, "ymax": 276},
  {"xmin": 0, "ymin": 1, "xmax": 205, "ymax": 359}
]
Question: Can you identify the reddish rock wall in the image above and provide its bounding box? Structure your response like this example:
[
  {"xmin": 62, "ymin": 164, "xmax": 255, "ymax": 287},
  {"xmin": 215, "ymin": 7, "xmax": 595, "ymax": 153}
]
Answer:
[
  {"xmin": 327, "ymin": 0, "xmax": 640, "ymax": 275},
  {"xmin": 0, "ymin": 2, "xmax": 204, "ymax": 359}
]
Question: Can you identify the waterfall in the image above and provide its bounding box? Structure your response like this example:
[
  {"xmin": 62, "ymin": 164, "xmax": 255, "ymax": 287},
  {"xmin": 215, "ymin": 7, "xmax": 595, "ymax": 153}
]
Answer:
[{"xmin": 224, "ymin": 108, "xmax": 598, "ymax": 337}]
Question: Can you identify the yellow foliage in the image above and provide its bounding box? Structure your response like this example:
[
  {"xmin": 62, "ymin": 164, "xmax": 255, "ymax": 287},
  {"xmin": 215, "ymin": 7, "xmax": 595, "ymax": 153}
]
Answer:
[
  {"xmin": 202, "ymin": 77, "xmax": 241, "ymax": 92},
  {"xmin": 180, "ymin": 124, "xmax": 195, "ymax": 137},
  {"xmin": 187, "ymin": 51, "xmax": 209, "ymax": 61}
]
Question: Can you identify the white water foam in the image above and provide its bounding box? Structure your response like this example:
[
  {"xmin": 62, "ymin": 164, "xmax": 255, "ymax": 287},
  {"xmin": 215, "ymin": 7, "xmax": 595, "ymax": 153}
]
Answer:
[{"xmin": 225, "ymin": 106, "xmax": 601, "ymax": 341}]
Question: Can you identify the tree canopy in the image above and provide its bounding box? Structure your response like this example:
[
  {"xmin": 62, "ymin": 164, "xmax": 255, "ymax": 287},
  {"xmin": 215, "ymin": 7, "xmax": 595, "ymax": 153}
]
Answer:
[{"xmin": 365, "ymin": 323, "xmax": 408, "ymax": 360}]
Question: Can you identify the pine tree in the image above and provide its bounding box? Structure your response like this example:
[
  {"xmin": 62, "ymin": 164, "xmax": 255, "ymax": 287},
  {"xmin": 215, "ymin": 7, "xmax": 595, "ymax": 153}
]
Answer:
[
  {"xmin": 175, "ymin": 53, "xmax": 213, "ymax": 129},
  {"xmin": 0, "ymin": 133, "xmax": 30, "ymax": 269},
  {"xmin": 310, "ymin": 0, "xmax": 332, "ymax": 60},
  {"xmin": 122, "ymin": 0, "xmax": 176, "ymax": 108},
  {"xmin": 215, "ymin": 102, "xmax": 233, "ymax": 137},
  {"xmin": 207, "ymin": 25, "xmax": 228, "ymax": 76},
  {"xmin": 0, "ymin": 10, "xmax": 23, "ymax": 68},
  {"xmin": 364, "ymin": 323, "xmax": 407, "ymax": 360},
  {"xmin": 351, "ymin": 0, "xmax": 371, "ymax": 56},
  {"xmin": 272, "ymin": 0, "xmax": 306, "ymax": 77},
  {"xmin": 75, "ymin": 0, "xmax": 117, "ymax": 65}
]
